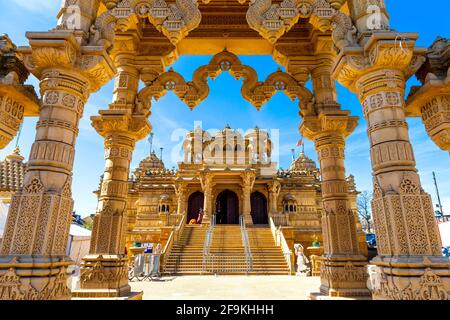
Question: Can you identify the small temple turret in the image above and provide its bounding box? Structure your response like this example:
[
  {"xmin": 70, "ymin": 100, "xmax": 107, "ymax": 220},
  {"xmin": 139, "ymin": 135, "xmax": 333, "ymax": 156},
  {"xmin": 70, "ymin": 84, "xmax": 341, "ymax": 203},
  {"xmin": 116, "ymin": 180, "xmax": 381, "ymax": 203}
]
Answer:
[{"xmin": 0, "ymin": 147, "xmax": 26, "ymax": 204}]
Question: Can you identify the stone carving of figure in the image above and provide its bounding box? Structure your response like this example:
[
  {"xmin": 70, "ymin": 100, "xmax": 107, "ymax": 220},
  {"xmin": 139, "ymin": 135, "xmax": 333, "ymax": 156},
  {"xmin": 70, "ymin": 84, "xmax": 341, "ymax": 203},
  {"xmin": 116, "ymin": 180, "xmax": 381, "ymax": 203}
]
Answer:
[
  {"xmin": 89, "ymin": 24, "xmax": 101, "ymax": 46},
  {"xmin": 294, "ymin": 243, "xmax": 309, "ymax": 276},
  {"xmin": 58, "ymin": 5, "xmax": 81, "ymax": 30},
  {"xmin": 134, "ymin": 97, "xmax": 145, "ymax": 115},
  {"xmin": 0, "ymin": 71, "xmax": 19, "ymax": 85}
]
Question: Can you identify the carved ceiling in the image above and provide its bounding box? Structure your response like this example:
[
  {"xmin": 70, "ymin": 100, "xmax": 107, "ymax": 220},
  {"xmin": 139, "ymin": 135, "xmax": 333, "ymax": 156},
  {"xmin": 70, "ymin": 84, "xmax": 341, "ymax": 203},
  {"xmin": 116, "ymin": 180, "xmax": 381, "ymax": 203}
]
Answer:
[{"xmin": 109, "ymin": 0, "xmax": 337, "ymax": 58}]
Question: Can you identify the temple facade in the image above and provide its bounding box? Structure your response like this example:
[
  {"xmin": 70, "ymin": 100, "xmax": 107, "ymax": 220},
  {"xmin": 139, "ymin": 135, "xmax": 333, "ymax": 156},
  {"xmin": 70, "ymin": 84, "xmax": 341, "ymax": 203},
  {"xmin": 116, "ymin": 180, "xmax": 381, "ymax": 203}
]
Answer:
[
  {"xmin": 124, "ymin": 127, "xmax": 367, "ymax": 262},
  {"xmin": 0, "ymin": 0, "xmax": 449, "ymax": 300}
]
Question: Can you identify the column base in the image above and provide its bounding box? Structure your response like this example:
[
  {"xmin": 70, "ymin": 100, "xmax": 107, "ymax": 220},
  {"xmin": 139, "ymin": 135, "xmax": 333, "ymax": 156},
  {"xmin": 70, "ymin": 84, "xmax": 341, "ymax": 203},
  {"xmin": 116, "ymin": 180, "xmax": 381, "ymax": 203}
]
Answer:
[
  {"xmin": 318, "ymin": 255, "xmax": 371, "ymax": 298},
  {"xmin": 202, "ymin": 214, "xmax": 210, "ymax": 225},
  {"xmin": 243, "ymin": 213, "xmax": 253, "ymax": 226},
  {"xmin": 0, "ymin": 255, "xmax": 73, "ymax": 300},
  {"xmin": 309, "ymin": 292, "xmax": 372, "ymax": 300},
  {"xmin": 72, "ymin": 289, "xmax": 141, "ymax": 299},
  {"xmin": 369, "ymin": 255, "xmax": 450, "ymax": 300},
  {"xmin": 75, "ymin": 254, "xmax": 131, "ymax": 298}
]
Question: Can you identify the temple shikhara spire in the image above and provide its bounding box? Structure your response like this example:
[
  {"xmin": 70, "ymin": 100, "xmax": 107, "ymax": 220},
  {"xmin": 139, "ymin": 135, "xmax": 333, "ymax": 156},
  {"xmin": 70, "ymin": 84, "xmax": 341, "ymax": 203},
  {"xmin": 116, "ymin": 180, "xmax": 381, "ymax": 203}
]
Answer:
[{"xmin": 0, "ymin": 0, "xmax": 448, "ymax": 301}]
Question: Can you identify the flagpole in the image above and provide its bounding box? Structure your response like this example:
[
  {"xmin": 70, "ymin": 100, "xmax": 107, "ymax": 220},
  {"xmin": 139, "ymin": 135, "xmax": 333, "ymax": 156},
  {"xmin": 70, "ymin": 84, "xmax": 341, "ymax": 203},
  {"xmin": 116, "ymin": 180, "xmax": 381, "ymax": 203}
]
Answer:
[{"xmin": 148, "ymin": 133, "xmax": 154, "ymax": 155}]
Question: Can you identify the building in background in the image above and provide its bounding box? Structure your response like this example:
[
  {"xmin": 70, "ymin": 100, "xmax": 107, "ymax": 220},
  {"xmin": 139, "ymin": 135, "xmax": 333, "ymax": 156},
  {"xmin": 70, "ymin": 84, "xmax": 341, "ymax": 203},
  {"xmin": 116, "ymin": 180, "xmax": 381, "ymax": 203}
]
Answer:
[{"xmin": 118, "ymin": 127, "xmax": 367, "ymax": 275}]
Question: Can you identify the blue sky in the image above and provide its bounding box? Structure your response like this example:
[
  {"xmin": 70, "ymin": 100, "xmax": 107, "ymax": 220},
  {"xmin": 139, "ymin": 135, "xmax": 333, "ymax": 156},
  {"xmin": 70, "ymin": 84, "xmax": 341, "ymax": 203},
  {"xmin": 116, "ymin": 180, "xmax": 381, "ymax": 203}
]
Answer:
[{"xmin": 1, "ymin": 0, "xmax": 450, "ymax": 217}]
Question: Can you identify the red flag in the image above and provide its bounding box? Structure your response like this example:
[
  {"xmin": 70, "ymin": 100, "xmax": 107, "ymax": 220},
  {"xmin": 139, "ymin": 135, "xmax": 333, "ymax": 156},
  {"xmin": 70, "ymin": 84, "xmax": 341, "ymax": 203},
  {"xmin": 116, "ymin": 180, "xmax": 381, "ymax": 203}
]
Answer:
[{"xmin": 296, "ymin": 138, "xmax": 304, "ymax": 148}]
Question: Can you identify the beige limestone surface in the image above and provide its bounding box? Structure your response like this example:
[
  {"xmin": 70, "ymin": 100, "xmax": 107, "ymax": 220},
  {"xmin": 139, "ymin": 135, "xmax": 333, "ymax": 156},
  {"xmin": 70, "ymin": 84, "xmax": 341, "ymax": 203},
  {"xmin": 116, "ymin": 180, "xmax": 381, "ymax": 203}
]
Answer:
[{"xmin": 130, "ymin": 276, "xmax": 321, "ymax": 300}]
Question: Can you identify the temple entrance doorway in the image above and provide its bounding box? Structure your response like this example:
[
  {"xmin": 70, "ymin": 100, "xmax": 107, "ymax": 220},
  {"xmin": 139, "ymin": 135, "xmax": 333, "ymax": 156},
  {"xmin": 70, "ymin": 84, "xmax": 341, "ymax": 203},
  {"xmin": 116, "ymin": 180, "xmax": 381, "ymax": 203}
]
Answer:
[
  {"xmin": 251, "ymin": 192, "xmax": 268, "ymax": 225},
  {"xmin": 215, "ymin": 190, "xmax": 239, "ymax": 224},
  {"xmin": 187, "ymin": 191, "xmax": 204, "ymax": 223}
]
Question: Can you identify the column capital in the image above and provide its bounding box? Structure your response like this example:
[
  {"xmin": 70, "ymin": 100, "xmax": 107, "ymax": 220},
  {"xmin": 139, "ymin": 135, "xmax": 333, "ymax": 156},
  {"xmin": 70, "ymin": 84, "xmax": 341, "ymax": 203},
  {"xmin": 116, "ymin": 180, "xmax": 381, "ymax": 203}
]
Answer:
[
  {"xmin": 0, "ymin": 35, "xmax": 40, "ymax": 149},
  {"xmin": 268, "ymin": 179, "xmax": 281, "ymax": 195},
  {"xmin": 406, "ymin": 37, "xmax": 450, "ymax": 152},
  {"xmin": 300, "ymin": 110, "xmax": 359, "ymax": 141},
  {"xmin": 19, "ymin": 31, "xmax": 116, "ymax": 93},
  {"xmin": 174, "ymin": 180, "xmax": 188, "ymax": 194},
  {"xmin": 332, "ymin": 32, "xmax": 426, "ymax": 94},
  {"xmin": 91, "ymin": 109, "xmax": 151, "ymax": 142},
  {"xmin": 199, "ymin": 171, "xmax": 214, "ymax": 191},
  {"xmin": 242, "ymin": 171, "xmax": 256, "ymax": 190}
]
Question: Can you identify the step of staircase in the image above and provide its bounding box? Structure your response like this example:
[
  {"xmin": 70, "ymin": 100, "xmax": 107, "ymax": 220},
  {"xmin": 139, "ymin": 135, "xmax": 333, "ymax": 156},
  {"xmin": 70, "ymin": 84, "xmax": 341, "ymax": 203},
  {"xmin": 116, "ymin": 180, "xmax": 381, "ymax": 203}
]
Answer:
[{"xmin": 163, "ymin": 225, "xmax": 290, "ymax": 275}]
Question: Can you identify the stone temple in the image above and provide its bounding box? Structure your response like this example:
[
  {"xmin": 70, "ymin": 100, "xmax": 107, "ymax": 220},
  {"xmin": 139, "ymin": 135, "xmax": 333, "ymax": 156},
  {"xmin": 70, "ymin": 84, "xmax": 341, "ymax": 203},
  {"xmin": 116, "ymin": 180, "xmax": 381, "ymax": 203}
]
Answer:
[{"xmin": 0, "ymin": 0, "xmax": 449, "ymax": 300}]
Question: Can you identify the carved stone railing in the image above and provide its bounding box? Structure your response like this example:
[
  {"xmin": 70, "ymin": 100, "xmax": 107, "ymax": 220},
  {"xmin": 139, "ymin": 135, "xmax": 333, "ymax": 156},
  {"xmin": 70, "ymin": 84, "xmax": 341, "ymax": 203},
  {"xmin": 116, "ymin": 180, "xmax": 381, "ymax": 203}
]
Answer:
[
  {"xmin": 269, "ymin": 217, "xmax": 294, "ymax": 275},
  {"xmin": 271, "ymin": 213, "xmax": 290, "ymax": 227},
  {"xmin": 167, "ymin": 213, "xmax": 184, "ymax": 226},
  {"xmin": 161, "ymin": 214, "xmax": 186, "ymax": 268}
]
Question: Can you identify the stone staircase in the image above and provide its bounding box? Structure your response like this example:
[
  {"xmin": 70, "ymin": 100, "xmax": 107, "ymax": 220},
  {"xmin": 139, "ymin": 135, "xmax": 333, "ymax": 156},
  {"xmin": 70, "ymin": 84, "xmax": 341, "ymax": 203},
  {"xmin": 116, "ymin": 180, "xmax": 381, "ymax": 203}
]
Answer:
[{"xmin": 163, "ymin": 224, "xmax": 290, "ymax": 275}]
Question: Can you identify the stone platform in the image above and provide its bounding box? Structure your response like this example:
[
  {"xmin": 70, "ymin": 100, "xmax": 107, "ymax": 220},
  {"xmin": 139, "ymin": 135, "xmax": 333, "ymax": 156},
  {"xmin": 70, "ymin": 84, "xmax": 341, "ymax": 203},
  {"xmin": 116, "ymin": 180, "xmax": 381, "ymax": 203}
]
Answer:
[{"xmin": 129, "ymin": 276, "xmax": 323, "ymax": 300}]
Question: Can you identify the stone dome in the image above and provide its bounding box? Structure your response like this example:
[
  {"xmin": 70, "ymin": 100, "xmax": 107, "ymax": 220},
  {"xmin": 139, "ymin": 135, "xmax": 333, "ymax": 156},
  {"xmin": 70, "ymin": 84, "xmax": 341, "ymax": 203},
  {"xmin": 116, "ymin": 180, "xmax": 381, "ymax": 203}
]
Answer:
[
  {"xmin": 133, "ymin": 151, "xmax": 165, "ymax": 178},
  {"xmin": 140, "ymin": 151, "xmax": 165, "ymax": 170},
  {"xmin": 289, "ymin": 151, "xmax": 318, "ymax": 173}
]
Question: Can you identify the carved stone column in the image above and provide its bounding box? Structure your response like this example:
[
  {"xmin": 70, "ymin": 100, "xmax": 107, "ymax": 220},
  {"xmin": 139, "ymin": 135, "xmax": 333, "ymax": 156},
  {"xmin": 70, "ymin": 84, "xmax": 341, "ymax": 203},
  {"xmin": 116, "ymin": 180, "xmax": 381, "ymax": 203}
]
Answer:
[
  {"xmin": 407, "ymin": 37, "xmax": 450, "ymax": 153},
  {"xmin": 73, "ymin": 109, "xmax": 150, "ymax": 298},
  {"xmin": 242, "ymin": 171, "xmax": 256, "ymax": 225},
  {"xmin": 301, "ymin": 111, "xmax": 370, "ymax": 298},
  {"xmin": 73, "ymin": 53, "xmax": 150, "ymax": 298},
  {"xmin": 268, "ymin": 180, "xmax": 281, "ymax": 216},
  {"xmin": 334, "ymin": 32, "xmax": 450, "ymax": 300},
  {"xmin": 175, "ymin": 181, "xmax": 187, "ymax": 215},
  {"xmin": 200, "ymin": 172, "xmax": 214, "ymax": 224},
  {"xmin": 0, "ymin": 32, "xmax": 114, "ymax": 300},
  {"xmin": 311, "ymin": 55, "xmax": 338, "ymax": 109}
]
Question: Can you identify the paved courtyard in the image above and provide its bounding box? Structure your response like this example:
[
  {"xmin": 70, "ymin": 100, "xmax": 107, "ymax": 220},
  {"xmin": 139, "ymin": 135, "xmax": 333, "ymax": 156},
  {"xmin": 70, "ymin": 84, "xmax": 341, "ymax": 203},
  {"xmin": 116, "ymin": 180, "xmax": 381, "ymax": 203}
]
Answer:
[{"xmin": 130, "ymin": 276, "xmax": 321, "ymax": 300}]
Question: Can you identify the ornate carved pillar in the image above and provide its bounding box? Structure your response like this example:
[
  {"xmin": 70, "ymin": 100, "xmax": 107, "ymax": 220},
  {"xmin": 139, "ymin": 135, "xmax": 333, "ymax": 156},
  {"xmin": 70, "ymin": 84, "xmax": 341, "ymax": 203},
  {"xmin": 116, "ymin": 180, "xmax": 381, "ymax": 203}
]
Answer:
[
  {"xmin": 200, "ymin": 172, "xmax": 214, "ymax": 224},
  {"xmin": 407, "ymin": 37, "xmax": 450, "ymax": 153},
  {"xmin": 311, "ymin": 55, "xmax": 338, "ymax": 109},
  {"xmin": 75, "ymin": 109, "xmax": 150, "ymax": 298},
  {"xmin": 175, "ymin": 181, "xmax": 187, "ymax": 215},
  {"xmin": 242, "ymin": 171, "xmax": 256, "ymax": 225},
  {"xmin": 74, "ymin": 56, "xmax": 150, "ymax": 297},
  {"xmin": 0, "ymin": 31, "xmax": 114, "ymax": 300},
  {"xmin": 301, "ymin": 110, "xmax": 370, "ymax": 298},
  {"xmin": 334, "ymin": 32, "xmax": 450, "ymax": 300},
  {"xmin": 268, "ymin": 180, "xmax": 281, "ymax": 216}
]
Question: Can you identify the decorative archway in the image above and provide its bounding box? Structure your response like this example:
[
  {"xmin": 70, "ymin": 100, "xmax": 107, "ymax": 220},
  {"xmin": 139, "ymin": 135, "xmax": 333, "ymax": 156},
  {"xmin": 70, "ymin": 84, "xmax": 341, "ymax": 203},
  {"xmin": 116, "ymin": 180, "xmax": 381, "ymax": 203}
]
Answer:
[
  {"xmin": 138, "ymin": 50, "xmax": 313, "ymax": 111},
  {"xmin": 187, "ymin": 191, "xmax": 204, "ymax": 223},
  {"xmin": 2, "ymin": 0, "xmax": 448, "ymax": 302},
  {"xmin": 251, "ymin": 191, "xmax": 268, "ymax": 225},
  {"xmin": 215, "ymin": 190, "xmax": 240, "ymax": 225}
]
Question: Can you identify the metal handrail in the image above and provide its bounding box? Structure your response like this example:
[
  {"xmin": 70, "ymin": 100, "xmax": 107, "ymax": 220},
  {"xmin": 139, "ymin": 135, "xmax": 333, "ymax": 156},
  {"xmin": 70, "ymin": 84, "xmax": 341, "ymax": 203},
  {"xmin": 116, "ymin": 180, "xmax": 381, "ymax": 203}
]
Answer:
[
  {"xmin": 202, "ymin": 214, "xmax": 216, "ymax": 273},
  {"xmin": 240, "ymin": 215, "xmax": 253, "ymax": 274}
]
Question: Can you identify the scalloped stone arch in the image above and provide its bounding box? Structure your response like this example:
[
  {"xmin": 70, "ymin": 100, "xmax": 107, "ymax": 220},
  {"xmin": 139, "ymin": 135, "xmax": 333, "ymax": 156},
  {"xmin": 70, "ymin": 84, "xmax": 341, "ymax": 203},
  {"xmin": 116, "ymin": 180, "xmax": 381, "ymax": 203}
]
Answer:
[{"xmin": 138, "ymin": 50, "xmax": 313, "ymax": 111}]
